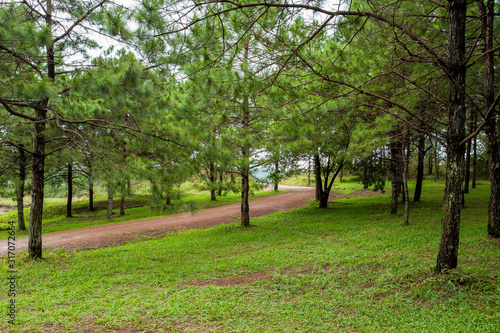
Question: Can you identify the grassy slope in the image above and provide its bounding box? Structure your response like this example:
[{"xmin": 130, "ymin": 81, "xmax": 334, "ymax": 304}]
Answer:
[
  {"xmin": 1, "ymin": 180, "xmax": 499, "ymax": 332},
  {"xmin": 0, "ymin": 190, "xmax": 281, "ymax": 241}
]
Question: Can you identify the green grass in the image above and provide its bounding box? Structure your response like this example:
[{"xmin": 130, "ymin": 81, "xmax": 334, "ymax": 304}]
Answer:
[
  {"xmin": 1, "ymin": 180, "xmax": 499, "ymax": 332},
  {"xmin": 0, "ymin": 189, "xmax": 282, "ymax": 240}
]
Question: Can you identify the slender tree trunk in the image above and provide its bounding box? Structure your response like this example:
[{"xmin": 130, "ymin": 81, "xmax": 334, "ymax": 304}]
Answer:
[
  {"xmin": 434, "ymin": 146, "xmax": 439, "ymax": 181},
  {"xmin": 363, "ymin": 161, "xmax": 369, "ymax": 189},
  {"xmin": 428, "ymin": 139, "xmax": 433, "ymax": 176},
  {"xmin": 166, "ymin": 194, "xmax": 171, "ymax": 205},
  {"xmin": 28, "ymin": 106, "xmax": 47, "ymax": 259},
  {"xmin": 476, "ymin": 0, "xmax": 500, "ymax": 238},
  {"xmin": 314, "ymin": 154, "xmax": 321, "ymax": 201},
  {"xmin": 435, "ymin": 0, "xmax": 467, "ymax": 274},
  {"xmin": 66, "ymin": 163, "xmax": 73, "ymax": 218},
  {"xmin": 339, "ymin": 166, "xmax": 343, "ymax": 183},
  {"xmin": 464, "ymin": 139, "xmax": 471, "ymax": 195},
  {"xmin": 241, "ymin": 165, "xmax": 250, "ymax": 227},
  {"xmin": 403, "ymin": 142, "xmax": 410, "ymax": 225},
  {"xmin": 274, "ymin": 160, "xmax": 279, "ymax": 191},
  {"xmin": 120, "ymin": 194, "xmax": 125, "ymax": 216},
  {"xmin": 218, "ymin": 170, "xmax": 223, "ymax": 196},
  {"xmin": 472, "ymin": 110, "xmax": 477, "ymax": 189},
  {"xmin": 89, "ymin": 180, "xmax": 94, "ymax": 211},
  {"xmin": 307, "ymin": 156, "xmax": 311, "ymax": 186},
  {"xmin": 107, "ymin": 186, "xmax": 113, "ymax": 220},
  {"xmin": 17, "ymin": 147, "xmax": 26, "ymax": 231},
  {"xmin": 240, "ymin": 43, "xmax": 251, "ymax": 227},
  {"xmin": 414, "ymin": 133, "xmax": 425, "ymax": 202},
  {"xmin": 390, "ymin": 136, "xmax": 400, "ymax": 215},
  {"xmin": 209, "ymin": 162, "xmax": 216, "ymax": 200}
]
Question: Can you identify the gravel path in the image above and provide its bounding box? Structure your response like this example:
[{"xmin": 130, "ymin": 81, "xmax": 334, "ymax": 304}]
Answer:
[{"xmin": 0, "ymin": 186, "xmax": 314, "ymax": 255}]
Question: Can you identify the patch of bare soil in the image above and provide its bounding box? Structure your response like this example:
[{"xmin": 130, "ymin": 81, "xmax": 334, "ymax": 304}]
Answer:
[{"xmin": 0, "ymin": 186, "xmax": 315, "ymax": 255}]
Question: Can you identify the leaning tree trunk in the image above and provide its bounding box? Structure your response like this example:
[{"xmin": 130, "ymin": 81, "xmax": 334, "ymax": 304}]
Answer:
[
  {"xmin": 17, "ymin": 147, "xmax": 26, "ymax": 231},
  {"xmin": 28, "ymin": 105, "xmax": 47, "ymax": 259},
  {"xmin": 414, "ymin": 133, "xmax": 425, "ymax": 202},
  {"xmin": 435, "ymin": 0, "xmax": 467, "ymax": 274},
  {"xmin": 66, "ymin": 163, "xmax": 73, "ymax": 218}
]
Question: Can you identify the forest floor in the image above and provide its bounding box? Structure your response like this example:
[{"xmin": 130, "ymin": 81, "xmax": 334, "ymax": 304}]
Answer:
[{"xmin": 1, "ymin": 185, "xmax": 385, "ymax": 255}]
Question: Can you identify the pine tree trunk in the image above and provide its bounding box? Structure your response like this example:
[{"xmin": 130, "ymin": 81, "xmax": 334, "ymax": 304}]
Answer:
[
  {"xmin": 89, "ymin": 180, "xmax": 94, "ymax": 211},
  {"xmin": 17, "ymin": 147, "xmax": 26, "ymax": 231},
  {"xmin": 274, "ymin": 160, "xmax": 279, "ymax": 191},
  {"xmin": 477, "ymin": 0, "xmax": 500, "ymax": 238},
  {"xmin": 434, "ymin": 147, "xmax": 439, "ymax": 181},
  {"xmin": 314, "ymin": 154, "xmax": 321, "ymax": 201},
  {"xmin": 66, "ymin": 163, "xmax": 73, "ymax": 218},
  {"xmin": 218, "ymin": 170, "xmax": 223, "ymax": 196},
  {"xmin": 307, "ymin": 156, "xmax": 311, "ymax": 186},
  {"xmin": 120, "ymin": 194, "xmax": 125, "ymax": 216},
  {"xmin": 107, "ymin": 186, "xmax": 113, "ymax": 220},
  {"xmin": 435, "ymin": 0, "xmax": 467, "ymax": 274},
  {"xmin": 28, "ymin": 106, "xmax": 46, "ymax": 259},
  {"xmin": 472, "ymin": 112, "xmax": 477, "ymax": 189},
  {"xmin": 319, "ymin": 191, "xmax": 329, "ymax": 208},
  {"xmin": 240, "ymin": 43, "xmax": 251, "ymax": 227},
  {"xmin": 403, "ymin": 143, "xmax": 410, "ymax": 225},
  {"xmin": 166, "ymin": 194, "xmax": 171, "ymax": 205},
  {"xmin": 390, "ymin": 137, "xmax": 400, "ymax": 215},
  {"xmin": 428, "ymin": 139, "xmax": 433, "ymax": 176},
  {"xmin": 414, "ymin": 133, "xmax": 425, "ymax": 202},
  {"xmin": 209, "ymin": 162, "xmax": 216, "ymax": 200}
]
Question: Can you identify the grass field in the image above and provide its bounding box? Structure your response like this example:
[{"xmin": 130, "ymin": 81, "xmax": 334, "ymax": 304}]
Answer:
[{"xmin": 1, "ymin": 180, "xmax": 499, "ymax": 332}]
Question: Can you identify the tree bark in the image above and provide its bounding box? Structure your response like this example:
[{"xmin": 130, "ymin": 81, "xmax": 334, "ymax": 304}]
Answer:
[
  {"xmin": 307, "ymin": 156, "xmax": 311, "ymax": 186},
  {"xmin": 403, "ymin": 141, "xmax": 410, "ymax": 225},
  {"xmin": 28, "ymin": 105, "xmax": 47, "ymax": 259},
  {"xmin": 314, "ymin": 154, "xmax": 321, "ymax": 201},
  {"xmin": 66, "ymin": 163, "xmax": 73, "ymax": 218},
  {"xmin": 472, "ymin": 110, "xmax": 477, "ymax": 189},
  {"xmin": 434, "ymin": 146, "xmax": 439, "ymax": 181},
  {"xmin": 89, "ymin": 180, "xmax": 94, "ymax": 211},
  {"xmin": 274, "ymin": 160, "xmax": 279, "ymax": 191},
  {"xmin": 414, "ymin": 133, "xmax": 425, "ymax": 202},
  {"xmin": 218, "ymin": 170, "xmax": 223, "ymax": 196},
  {"xmin": 477, "ymin": 0, "xmax": 499, "ymax": 238},
  {"xmin": 240, "ymin": 43, "xmax": 251, "ymax": 227},
  {"xmin": 435, "ymin": 0, "xmax": 467, "ymax": 274},
  {"xmin": 107, "ymin": 186, "xmax": 113, "ymax": 220},
  {"xmin": 390, "ymin": 137, "xmax": 401, "ymax": 215},
  {"xmin": 120, "ymin": 195, "xmax": 125, "ymax": 216},
  {"xmin": 463, "ymin": 138, "xmax": 471, "ymax": 195},
  {"xmin": 17, "ymin": 147, "xmax": 26, "ymax": 231},
  {"xmin": 428, "ymin": 139, "xmax": 433, "ymax": 176},
  {"xmin": 209, "ymin": 162, "xmax": 216, "ymax": 200}
]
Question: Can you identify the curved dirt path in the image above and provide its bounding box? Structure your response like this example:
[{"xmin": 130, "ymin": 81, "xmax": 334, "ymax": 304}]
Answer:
[{"xmin": 1, "ymin": 186, "xmax": 314, "ymax": 255}]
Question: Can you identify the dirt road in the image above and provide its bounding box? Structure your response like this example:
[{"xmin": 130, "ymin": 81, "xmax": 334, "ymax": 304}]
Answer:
[{"xmin": 0, "ymin": 186, "xmax": 314, "ymax": 255}]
